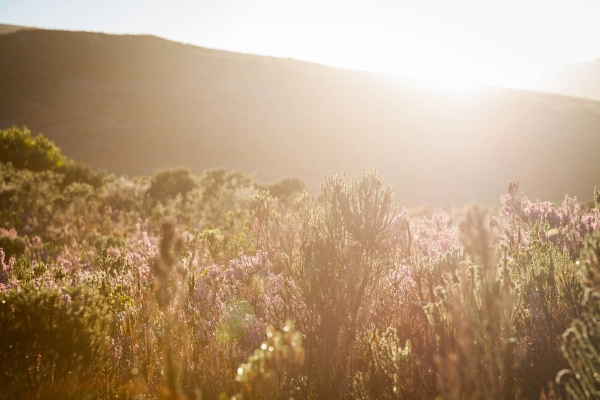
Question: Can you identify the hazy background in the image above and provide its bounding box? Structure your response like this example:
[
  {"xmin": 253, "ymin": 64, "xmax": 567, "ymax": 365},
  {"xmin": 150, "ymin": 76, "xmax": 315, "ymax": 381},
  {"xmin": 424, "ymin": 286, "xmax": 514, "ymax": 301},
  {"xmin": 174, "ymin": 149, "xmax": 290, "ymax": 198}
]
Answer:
[{"xmin": 2, "ymin": 0, "xmax": 600, "ymax": 89}]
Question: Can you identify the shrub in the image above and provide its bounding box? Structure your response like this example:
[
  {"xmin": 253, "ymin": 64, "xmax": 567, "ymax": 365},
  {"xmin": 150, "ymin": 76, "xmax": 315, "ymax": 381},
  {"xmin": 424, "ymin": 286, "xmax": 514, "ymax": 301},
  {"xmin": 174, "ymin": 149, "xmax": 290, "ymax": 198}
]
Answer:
[
  {"xmin": 261, "ymin": 177, "xmax": 307, "ymax": 202},
  {"xmin": 147, "ymin": 167, "xmax": 198, "ymax": 204},
  {"xmin": 0, "ymin": 229, "xmax": 27, "ymax": 259},
  {"xmin": 0, "ymin": 126, "xmax": 67, "ymax": 172},
  {"xmin": 0, "ymin": 285, "xmax": 112, "ymax": 399},
  {"xmin": 283, "ymin": 170, "xmax": 398, "ymax": 397},
  {"xmin": 0, "ymin": 163, "xmax": 63, "ymax": 234},
  {"xmin": 0, "ymin": 126, "xmax": 104, "ymax": 189},
  {"xmin": 200, "ymin": 169, "xmax": 255, "ymax": 201},
  {"xmin": 58, "ymin": 161, "xmax": 105, "ymax": 188}
]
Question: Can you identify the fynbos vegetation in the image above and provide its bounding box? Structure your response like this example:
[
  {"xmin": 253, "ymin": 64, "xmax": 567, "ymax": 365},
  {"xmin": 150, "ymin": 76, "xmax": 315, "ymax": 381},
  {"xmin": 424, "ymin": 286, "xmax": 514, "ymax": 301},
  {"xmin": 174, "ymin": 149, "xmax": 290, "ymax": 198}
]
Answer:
[{"xmin": 0, "ymin": 127, "xmax": 599, "ymax": 399}]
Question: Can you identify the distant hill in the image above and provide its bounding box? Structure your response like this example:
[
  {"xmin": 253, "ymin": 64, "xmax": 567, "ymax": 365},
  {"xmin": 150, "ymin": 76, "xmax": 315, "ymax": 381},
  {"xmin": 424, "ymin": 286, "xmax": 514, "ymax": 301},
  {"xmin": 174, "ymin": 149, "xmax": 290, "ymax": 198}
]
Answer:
[
  {"xmin": 537, "ymin": 57, "xmax": 600, "ymax": 101},
  {"xmin": 0, "ymin": 23, "xmax": 35, "ymax": 35},
  {"xmin": 1, "ymin": 28, "xmax": 600, "ymax": 205}
]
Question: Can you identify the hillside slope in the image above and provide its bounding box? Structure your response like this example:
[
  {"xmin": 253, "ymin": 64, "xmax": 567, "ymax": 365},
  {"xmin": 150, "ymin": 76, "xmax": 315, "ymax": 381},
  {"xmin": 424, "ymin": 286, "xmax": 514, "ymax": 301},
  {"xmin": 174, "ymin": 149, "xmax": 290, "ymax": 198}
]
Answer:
[
  {"xmin": 0, "ymin": 23, "xmax": 35, "ymax": 35},
  {"xmin": 538, "ymin": 57, "xmax": 600, "ymax": 101},
  {"xmin": 1, "ymin": 28, "xmax": 600, "ymax": 204}
]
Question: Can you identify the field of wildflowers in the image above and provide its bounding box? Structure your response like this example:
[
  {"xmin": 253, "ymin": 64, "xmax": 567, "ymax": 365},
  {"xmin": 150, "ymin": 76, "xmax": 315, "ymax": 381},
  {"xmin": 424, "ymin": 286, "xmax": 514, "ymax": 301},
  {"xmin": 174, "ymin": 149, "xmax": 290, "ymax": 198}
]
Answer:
[{"xmin": 1, "ymin": 126, "xmax": 599, "ymax": 399}]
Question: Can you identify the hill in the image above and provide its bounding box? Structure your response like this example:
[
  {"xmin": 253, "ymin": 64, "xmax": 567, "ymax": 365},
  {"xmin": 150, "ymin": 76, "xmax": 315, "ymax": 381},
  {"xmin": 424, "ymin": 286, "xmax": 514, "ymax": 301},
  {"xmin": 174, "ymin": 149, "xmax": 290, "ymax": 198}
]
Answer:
[
  {"xmin": 537, "ymin": 57, "xmax": 600, "ymax": 101},
  {"xmin": 1, "ymin": 28, "xmax": 600, "ymax": 205},
  {"xmin": 0, "ymin": 23, "xmax": 35, "ymax": 35}
]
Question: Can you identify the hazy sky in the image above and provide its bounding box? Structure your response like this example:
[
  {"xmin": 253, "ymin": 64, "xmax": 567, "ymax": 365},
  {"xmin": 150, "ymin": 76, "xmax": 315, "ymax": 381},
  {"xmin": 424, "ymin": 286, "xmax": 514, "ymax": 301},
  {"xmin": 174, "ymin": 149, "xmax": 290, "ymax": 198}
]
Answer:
[{"xmin": 1, "ymin": 0, "xmax": 599, "ymax": 88}]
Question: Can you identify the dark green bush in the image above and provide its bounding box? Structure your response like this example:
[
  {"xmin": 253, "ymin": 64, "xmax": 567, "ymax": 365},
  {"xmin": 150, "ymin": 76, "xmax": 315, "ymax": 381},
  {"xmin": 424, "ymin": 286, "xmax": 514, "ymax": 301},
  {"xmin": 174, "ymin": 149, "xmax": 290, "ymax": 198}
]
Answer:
[
  {"xmin": 147, "ymin": 167, "xmax": 198, "ymax": 204},
  {"xmin": 0, "ymin": 285, "xmax": 112, "ymax": 399},
  {"xmin": 0, "ymin": 234, "xmax": 27, "ymax": 259},
  {"xmin": 58, "ymin": 161, "xmax": 105, "ymax": 188}
]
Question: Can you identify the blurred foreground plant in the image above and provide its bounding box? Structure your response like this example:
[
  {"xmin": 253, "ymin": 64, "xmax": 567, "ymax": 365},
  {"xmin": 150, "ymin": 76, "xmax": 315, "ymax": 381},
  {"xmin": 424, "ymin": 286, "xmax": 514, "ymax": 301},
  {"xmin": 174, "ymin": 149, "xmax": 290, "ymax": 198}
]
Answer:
[
  {"xmin": 150, "ymin": 221, "xmax": 201, "ymax": 399},
  {"xmin": 353, "ymin": 327, "xmax": 419, "ymax": 400},
  {"xmin": 234, "ymin": 321, "xmax": 305, "ymax": 399},
  {"xmin": 556, "ymin": 232, "xmax": 600, "ymax": 399}
]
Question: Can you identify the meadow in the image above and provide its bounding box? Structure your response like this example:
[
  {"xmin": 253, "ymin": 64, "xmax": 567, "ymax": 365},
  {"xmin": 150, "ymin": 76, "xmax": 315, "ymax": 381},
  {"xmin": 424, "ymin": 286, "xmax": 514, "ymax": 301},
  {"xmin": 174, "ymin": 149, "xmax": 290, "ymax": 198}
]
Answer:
[{"xmin": 1, "ymin": 126, "xmax": 599, "ymax": 399}]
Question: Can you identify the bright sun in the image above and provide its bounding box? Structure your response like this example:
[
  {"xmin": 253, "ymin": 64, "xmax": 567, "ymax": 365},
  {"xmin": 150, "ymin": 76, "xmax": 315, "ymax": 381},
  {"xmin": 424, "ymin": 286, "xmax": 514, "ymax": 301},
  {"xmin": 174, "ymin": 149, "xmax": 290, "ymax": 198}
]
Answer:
[{"xmin": 229, "ymin": 2, "xmax": 549, "ymax": 92}]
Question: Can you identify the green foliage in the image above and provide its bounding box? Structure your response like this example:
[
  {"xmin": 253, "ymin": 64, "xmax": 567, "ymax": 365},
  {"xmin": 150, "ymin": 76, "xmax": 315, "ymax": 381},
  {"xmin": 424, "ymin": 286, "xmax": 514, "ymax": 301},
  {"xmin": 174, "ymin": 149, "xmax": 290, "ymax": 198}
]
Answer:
[
  {"xmin": 54, "ymin": 181, "xmax": 95, "ymax": 208},
  {"xmin": 218, "ymin": 299, "xmax": 256, "ymax": 345},
  {"xmin": 0, "ymin": 285, "xmax": 112, "ymax": 399},
  {"xmin": 58, "ymin": 160, "xmax": 105, "ymax": 188},
  {"xmin": 0, "ymin": 232, "xmax": 27, "ymax": 259},
  {"xmin": 5, "ymin": 255, "xmax": 47, "ymax": 284},
  {"xmin": 0, "ymin": 126, "xmax": 104, "ymax": 187},
  {"xmin": 0, "ymin": 126, "xmax": 67, "ymax": 172},
  {"xmin": 0, "ymin": 163, "xmax": 63, "ymax": 233}
]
